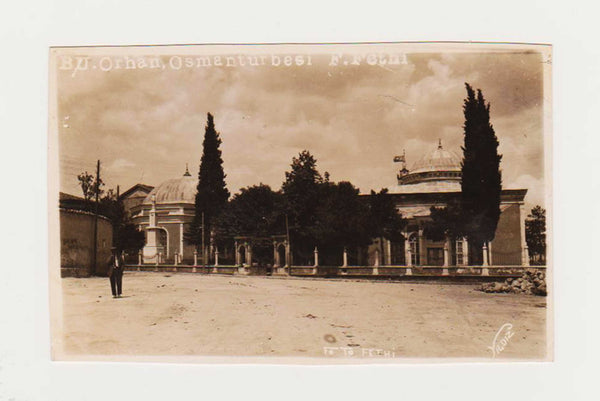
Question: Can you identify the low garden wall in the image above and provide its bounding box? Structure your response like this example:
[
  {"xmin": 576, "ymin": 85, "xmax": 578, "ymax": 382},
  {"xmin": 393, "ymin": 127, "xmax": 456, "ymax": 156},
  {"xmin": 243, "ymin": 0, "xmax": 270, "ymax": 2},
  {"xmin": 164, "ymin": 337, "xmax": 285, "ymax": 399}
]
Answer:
[{"xmin": 123, "ymin": 264, "xmax": 545, "ymax": 279}]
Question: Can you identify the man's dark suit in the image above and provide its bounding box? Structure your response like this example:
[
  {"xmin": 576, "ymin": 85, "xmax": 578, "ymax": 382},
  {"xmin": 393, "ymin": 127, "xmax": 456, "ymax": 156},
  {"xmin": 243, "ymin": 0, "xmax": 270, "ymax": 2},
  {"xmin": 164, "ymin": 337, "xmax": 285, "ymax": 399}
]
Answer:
[{"xmin": 108, "ymin": 254, "xmax": 124, "ymax": 297}]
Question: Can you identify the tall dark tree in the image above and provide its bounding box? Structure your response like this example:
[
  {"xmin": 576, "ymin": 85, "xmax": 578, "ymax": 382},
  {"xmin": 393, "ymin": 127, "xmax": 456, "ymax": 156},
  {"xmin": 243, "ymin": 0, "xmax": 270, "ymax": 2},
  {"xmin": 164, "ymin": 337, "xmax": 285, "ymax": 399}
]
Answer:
[
  {"xmin": 525, "ymin": 205, "xmax": 546, "ymax": 265},
  {"xmin": 368, "ymin": 188, "xmax": 406, "ymax": 243},
  {"xmin": 312, "ymin": 181, "xmax": 372, "ymax": 265},
  {"xmin": 217, "ymin": 184, "xmax": 285, "ymax": 264},
  {"xmin": 219, "ymin": 184, "xmax": 285, "ymax": 239},
  {"xmin": 461, "ymin": 83, "xmax": 503, "ymax": 260},
  {"xmin": 185, "ymin": 113, "xmax": 230, "ymax": 249},
  {"xmin": 425, "ymin": 199, "xmax": 464, "ymax": 243},
  {"xmin": 281, "ymin": 150, "xmax": 323, "ymax": 263}
]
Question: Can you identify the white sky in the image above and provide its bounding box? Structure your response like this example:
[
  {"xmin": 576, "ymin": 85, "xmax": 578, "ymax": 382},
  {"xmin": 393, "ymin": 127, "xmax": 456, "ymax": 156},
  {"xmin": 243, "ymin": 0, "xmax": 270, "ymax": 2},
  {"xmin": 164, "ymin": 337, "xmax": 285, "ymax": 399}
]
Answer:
[{"xmin": 56, "ymin": 45, "xmax": 547, "ymax": 209}]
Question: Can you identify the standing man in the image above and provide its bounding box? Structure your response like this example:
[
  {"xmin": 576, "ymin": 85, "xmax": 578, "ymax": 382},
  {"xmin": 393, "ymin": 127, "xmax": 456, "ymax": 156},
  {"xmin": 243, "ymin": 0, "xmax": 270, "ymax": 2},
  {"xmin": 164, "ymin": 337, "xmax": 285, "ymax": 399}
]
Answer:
[{"xmin": 107, "ymin": 247, "xmax": 124, "ymax": 298}]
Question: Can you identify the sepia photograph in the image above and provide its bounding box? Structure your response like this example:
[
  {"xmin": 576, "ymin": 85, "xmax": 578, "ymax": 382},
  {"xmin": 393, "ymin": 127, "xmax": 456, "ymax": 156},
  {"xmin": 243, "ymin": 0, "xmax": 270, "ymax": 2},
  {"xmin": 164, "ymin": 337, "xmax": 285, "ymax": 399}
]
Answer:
[{"xmin": 48, "ymin": 42, "xmax": 552, "ymax": 362}]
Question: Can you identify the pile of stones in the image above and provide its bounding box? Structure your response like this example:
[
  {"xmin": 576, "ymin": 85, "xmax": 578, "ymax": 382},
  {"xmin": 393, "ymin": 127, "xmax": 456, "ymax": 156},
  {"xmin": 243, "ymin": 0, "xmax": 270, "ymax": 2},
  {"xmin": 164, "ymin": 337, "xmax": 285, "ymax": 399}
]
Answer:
[{"xmin": 480, "ymin": 269, "xmax": 547, "ymax": 296}]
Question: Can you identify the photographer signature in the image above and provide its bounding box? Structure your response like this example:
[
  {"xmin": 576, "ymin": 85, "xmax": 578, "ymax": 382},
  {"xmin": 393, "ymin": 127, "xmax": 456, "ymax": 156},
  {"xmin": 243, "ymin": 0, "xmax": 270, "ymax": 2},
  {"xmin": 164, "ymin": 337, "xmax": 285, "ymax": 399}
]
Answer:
[{"xmin": 488, "ymin": 323, "xmax": 515, "ymax": 358}]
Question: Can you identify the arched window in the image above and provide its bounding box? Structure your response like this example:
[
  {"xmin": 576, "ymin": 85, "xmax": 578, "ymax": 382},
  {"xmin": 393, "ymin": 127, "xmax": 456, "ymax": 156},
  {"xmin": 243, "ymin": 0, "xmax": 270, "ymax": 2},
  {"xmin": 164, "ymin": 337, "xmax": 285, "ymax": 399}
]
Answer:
[
  {"xmin": 409, "ymin": 233, "xmax": 420, "ymax": 265},
  {"xmin": 455, "ymin": 238, "xmax": 464, "ymax": 265}
]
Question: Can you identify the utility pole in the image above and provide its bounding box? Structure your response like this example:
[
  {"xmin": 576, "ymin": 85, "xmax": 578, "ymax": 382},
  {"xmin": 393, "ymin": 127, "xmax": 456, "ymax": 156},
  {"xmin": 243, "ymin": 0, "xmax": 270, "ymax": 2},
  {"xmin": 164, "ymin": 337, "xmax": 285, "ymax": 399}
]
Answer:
[{"xmin": 92, "ymin": 159, "xmax": 100, "ymax": 275}]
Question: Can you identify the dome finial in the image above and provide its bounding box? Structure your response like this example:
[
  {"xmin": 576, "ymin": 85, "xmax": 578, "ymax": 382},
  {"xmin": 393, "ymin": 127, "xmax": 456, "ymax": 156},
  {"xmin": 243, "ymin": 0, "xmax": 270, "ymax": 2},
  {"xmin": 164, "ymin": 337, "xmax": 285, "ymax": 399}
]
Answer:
[
  {"xmin": 438, "ymin": 138, "xmax": 442, "ymax": 149},
  {"xmin": 183, "ymin": 163, "xmax": 191, "ymax": 177}
]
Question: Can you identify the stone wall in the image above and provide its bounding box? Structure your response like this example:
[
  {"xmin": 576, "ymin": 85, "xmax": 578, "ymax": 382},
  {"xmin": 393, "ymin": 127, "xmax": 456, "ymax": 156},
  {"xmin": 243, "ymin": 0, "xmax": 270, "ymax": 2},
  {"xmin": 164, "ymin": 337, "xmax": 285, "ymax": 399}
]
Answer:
[
  {"xmin": 491, "ymin": 203, "xmax": 522, "ymax": 265},
  {"xmin": 60, "ymin": 209, "xmax": 113, "ymax": 277}
]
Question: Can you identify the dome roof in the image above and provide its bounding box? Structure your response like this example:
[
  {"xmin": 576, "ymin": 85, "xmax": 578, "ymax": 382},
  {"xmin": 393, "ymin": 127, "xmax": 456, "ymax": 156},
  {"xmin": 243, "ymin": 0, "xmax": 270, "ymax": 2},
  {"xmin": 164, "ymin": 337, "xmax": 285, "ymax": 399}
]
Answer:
[
  {"xmin": 393, "ymin": 140, "xmax": 462, "ymax": 192},
  {"xmin": 143, "ymin": 174, "xmax": 197, "ymax": 204},
  {"xmin": 409, "ymin": 141, "xmax": 461, "ymax": 174}
]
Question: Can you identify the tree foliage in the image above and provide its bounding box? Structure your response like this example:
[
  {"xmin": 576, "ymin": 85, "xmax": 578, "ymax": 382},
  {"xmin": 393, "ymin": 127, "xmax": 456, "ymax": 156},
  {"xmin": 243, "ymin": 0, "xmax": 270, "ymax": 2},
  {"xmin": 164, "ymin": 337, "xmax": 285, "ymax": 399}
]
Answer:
[
  {"xmin": 425, "ymin": 199, "xmax": 464, "ymax": 242},
  {"xmin": 460, "ymin": 83, "xmax": 503, "ymax": 248},
  {"xmin": 525, "ymin": 205, "xmax": 546, "ymax": 264},
  {"xmin": 77, "ymin": 171, "xmax": 104, "ymax": 202},
  {"xmin": 281, "ymin": 150, "xmax": 324, "ymax": 263},
  {"xmin": 367, "ymin": 188, "xmax": 406, "ymax": 243},
  {"xmin": 219, "ymin": 184, "xmax": 285, "ymax": 239},
  {"xmin": 100, "ymin": 189, "xmax": 144, "ymax": 253},
  {"xmin": 216, "ymin": 184, "xmax": 285, "ymax": 264},
  {"xmin": 279, "ymin": 151, "xmax": 405, "ymax": 265},
  {"xmin": 312, "ymin": 181, "xmax": 372, "ymax": 265},
  {"xmin": 424, "ymin": 84, "xmax": 502, "ymax": 265},
  {"xmin": 185, "ymin": 113, "xmax": 230, "ymax": 248}
]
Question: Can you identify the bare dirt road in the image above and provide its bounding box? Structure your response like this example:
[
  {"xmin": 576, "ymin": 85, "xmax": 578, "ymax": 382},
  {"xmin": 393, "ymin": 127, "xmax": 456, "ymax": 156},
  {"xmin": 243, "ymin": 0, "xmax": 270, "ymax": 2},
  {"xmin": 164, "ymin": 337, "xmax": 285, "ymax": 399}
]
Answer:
[{"xmin": 54, "ymin": 272, "xmax": 548, "ymax": 361}]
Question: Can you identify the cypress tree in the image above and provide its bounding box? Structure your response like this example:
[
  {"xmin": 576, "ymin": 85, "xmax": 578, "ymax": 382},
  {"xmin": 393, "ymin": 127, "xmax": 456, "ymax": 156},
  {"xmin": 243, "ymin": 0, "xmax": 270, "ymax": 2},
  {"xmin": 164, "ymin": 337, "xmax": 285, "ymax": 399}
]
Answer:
[
  {"xmin": 185, "ymin": 113, "xmax": 230, "ymax": 249},
  {"xmin": 461, "ymin": 83, "xmax": 502, "ymax": 260}
]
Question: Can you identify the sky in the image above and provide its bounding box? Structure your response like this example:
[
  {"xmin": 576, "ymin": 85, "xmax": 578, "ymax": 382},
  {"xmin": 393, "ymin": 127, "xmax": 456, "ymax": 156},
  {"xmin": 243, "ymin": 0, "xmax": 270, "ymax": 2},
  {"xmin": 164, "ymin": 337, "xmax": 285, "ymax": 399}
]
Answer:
[{"xmin": 55, "ymin": 44, "xmax": 549, "ymax": 209}]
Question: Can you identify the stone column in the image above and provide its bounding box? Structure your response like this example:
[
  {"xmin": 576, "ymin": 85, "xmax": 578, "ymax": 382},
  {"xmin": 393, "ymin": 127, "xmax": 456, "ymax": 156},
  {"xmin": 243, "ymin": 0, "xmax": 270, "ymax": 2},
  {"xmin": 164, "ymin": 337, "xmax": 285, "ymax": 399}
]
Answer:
[
  {"xmin": 457, "ymin": 238, "xmax": 466, "ymax": 273},
  {"xmin": 519, "ymin": 203, "xmax": 530, "ymax": 266},
  {"xmin": 488, "ymin": 241, "xmax": 493, "ymax": 266},
  {"xmin": 482, "ymin": 243, "xmax": 489, "ymax": 276},
  {"xmin": 214, "ymin": 248, "xmax": 219, "ymax": 267},
  {"xmin": 373, "ymin": 248, "xmax": 380, "ymax": 275},
  {"xmin": 179, "ymin": 223, "xmax": 184, "ymax": 262},
  {"xmin": 404, "ymin": 233, "xmax": 411, "ymax": 267},
  {"xmin": 143, "ymin": 194, "xmax": 160, "ymax": 264},
  {"xmin": 442, "ymin": 237, "xmax": 449, "ymax": 276},
  {"xmin": 443, "ymin": 238, "xmax": 450, "ymax": 267},
  {"xmin": 285, "ymin": 240, "xmax": 290, "ymax": 268},
  {"xmin": 342, "ymin": 247, "xmax": 348, "ymax": 267},
  {"xmin": 406, "ymin": 246, "xmax": 413, "ymax": 275},
  {"xmin": 273, "ymin": 241, "xmax": 279, "ymax": 267},
  {"xmin": 234, "ymin": 240, "xmax": 239, "ymax": 266},
  {"xmin": 523, "ymin": 245, "xmax": 530, "ymax": 267},
  {"xmin": 418, "ymin": 228, "xmax": 425, "ymax": 266},
  {"xmin": 193, "ymin": 250, "xmax": 198, "ymax": 273},
  {"xmin": 174, "ymin": 252, "xmax": 178, "ymax": 266},
  {"xmin": 385, "ymin": 239, "xmax": 392, "ymax": 266},
  {"xmin": 313, "ymin": 247, "xmax": 319, "ymax": 267},
  {"xmin": 246, "ymin": 243, "xmax": 252, "ymax": 267},
  {"xmin": 138, "ymin": 250, "xmax": 142, "ymax": 266}
]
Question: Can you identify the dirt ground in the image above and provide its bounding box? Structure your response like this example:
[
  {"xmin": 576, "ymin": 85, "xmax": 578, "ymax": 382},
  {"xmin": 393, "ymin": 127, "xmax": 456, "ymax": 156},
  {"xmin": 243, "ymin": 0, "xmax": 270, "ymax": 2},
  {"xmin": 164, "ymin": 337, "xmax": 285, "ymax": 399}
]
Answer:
[{"xmin": 54, "ymin": 272, "xmax": 548, "ymax": 361}]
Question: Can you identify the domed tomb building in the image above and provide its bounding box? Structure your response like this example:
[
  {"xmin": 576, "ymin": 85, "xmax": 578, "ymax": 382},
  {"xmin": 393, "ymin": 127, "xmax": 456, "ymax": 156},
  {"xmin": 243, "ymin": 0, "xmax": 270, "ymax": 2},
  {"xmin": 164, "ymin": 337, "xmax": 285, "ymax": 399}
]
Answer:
[
  {"xmin": 130, "ymin": 167, "xmax": 197, "ymax": 264},
  {"xmin": 373, "ymin": 139, "xmax": 529, "ymax": 267}
]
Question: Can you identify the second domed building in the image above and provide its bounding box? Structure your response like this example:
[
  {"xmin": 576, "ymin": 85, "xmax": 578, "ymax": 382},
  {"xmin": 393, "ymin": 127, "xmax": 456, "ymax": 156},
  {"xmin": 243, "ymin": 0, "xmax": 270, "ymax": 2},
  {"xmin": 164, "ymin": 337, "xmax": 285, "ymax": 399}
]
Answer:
[{"xmin": 129, "ymin": 167, "xmax": 197, "ymax": 264}]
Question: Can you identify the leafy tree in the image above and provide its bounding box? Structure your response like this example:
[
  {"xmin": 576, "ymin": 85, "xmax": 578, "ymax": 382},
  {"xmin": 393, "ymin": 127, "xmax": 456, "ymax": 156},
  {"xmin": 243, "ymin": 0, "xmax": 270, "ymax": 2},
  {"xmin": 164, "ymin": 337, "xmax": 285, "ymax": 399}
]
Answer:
[
  {"xmin": 77, "ymin": 171, "xmax": 104, "ymax": 203},
  {"xmin": 367, "ymin": 188, "xmax": 406, "ymax": 243},
  {"xmin": 185, "ymin": 113, "xmax": 230, "ymax": 249},
  {"xmin": 100, "ymin": 189, "xmax": 144, "ymax": 254},
  {"xmin": 460, "ymin": 83, "xmax": 502, "ymax": 262},
  {"xmin": 281, "ymin": 150, "xmax": 323, "ymax": 263},
  {"xmin": 280, "ymin": 152, "xmax": 404, "ymax": 266},
  {"xmin": 219, "ymin": 184, "xmax": 285, "ymax": 238},
  {"xmin": 312, "ymin": 181, "xmax": 372, "ymax": 265},
  {"xmin": 425, "ymin": 199, "xmax": 464, "ymax": 242},
  {"xmin": 526, "ymin": 205, "xmax": 546, "ymax": 264},
  {"xmin": 217, "ymin": 184, "xmax": 286, "ymax": 264}
]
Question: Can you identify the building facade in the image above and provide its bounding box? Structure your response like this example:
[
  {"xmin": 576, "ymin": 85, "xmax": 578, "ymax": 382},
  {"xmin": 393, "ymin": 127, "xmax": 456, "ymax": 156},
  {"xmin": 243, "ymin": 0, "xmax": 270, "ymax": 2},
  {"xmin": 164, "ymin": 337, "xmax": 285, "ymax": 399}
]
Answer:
[
  {"xmin": 119, "ymin": 184, "xmax": 154, "ymax": 218},
  {"xmin": 125, "ymin": 141, "xmax": 529, "ymax": 268},
  {"xmin": 59, "ymin": 192, "xmax": 114, "ymax": 277},
  {"xmin": 369, "ymin": 140, "xmax": 529, "ymax": 267},
  {"xmin": 129, "ymin": 168, "xmax": 197, "ymax": 264}
]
